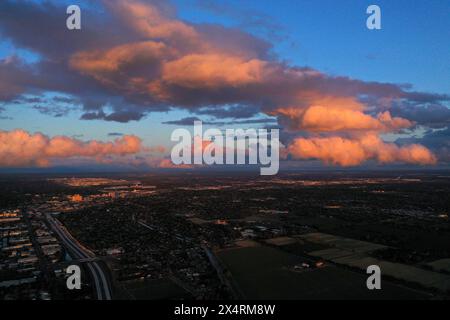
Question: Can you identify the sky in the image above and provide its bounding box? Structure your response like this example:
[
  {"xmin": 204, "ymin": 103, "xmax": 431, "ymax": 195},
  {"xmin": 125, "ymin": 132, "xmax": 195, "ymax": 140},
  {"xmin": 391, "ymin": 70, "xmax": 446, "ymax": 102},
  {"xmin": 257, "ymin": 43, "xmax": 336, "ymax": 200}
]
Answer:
[{"xmin": 0, "ymin": 0, "xmax": 449, "ymax": 170}]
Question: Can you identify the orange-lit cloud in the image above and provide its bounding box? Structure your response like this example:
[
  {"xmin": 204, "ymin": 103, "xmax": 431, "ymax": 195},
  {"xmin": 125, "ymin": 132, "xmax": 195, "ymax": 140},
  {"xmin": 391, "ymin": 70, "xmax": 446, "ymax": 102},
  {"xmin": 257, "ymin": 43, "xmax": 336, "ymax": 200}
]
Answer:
[
  {"xmin": 156, "ymin": 158, "xmax": 193, "ymax": 169},
  {"xmin": 0, "ymin": 130, "xmax": 142, "ymax": 167},
  {"xmin": 287, "ymin": 134, "xmax": 437, "ymax": 166},
  {"xmin": 105, "ymin": 0, "xmax": 202, "ymax": 46},
  {"xmin": 69, "ymin": 1, "xmax": 272, "ymax": 99},
  {"xmin": 159, "ymin": 54, "xmax": 267, "ymax": 89},
  {"xmin": 70, "ymin": 41, "xmax": 171, "ymax": 86},
  {"xmin": 272, "ymin": 96, "xmax": 413, "ymax": 133}
]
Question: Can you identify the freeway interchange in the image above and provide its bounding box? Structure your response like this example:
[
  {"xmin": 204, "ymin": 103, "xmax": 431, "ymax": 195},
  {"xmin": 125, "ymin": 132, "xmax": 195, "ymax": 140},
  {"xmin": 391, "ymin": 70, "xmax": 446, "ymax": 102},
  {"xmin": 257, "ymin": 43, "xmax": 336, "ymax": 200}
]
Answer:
[{"xmin": 46, "ymin": 213, "xmax": 112, "ymax": 300}]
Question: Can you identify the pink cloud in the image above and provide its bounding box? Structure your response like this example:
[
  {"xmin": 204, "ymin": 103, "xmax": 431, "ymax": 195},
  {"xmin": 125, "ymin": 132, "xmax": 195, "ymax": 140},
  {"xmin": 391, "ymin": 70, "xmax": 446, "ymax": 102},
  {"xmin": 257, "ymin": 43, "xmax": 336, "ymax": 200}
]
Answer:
[
  {"xmin": 0, "ymin": 129, "xmax": 142, "ymax": 167},
  {"xmin": 287, "ymin": 134, "xmax": 437, "ymax": 166}
]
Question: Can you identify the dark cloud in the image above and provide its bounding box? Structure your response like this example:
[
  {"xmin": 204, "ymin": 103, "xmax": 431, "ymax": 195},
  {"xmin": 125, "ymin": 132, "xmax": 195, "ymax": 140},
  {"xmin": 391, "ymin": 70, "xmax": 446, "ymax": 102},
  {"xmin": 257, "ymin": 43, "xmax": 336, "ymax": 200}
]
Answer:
[
  {"xmin": 391, "ymin": 103, "xmax": 450, "ymax": 129},
  {"xmin": 52, "ymin": 96, "xmax": 78, "ymax": 104},
  {"xmin": 421, "ymin": 127, "xmax": 450, "ymax": 150},
  {"xmin": 0, "ymin": 0, "xmax": 132, "ymax": 59},
  {"xmin": 80, "ymin": 110, "xmax": 145, "ymax": 123},
  {"xmin": 163, "ymin": 116, "xmax": 277, "ymax": 126},
  {"xmin": 397, "ymin": 127, "xmax": 450, "ymax": 162},
  {"xmin": 194, "ymin": 104, "xmax": 261, "ymax": 119},
  {"xmin": 32, "ymin": 104, "xmax": 78, "ymax": 117},
  {"xmin": 0, "ymin": 56, "xmax": 37, "ymax": 101},
  {"xmin": 80, "ymin": 111, "xmax": 107, "ymax": 121},
  {"xmin": 12, "ymin": 96, "xmax": 44, "ymax": 104},
  {"xmin": 11, "ymin": 94, "xmax": 81, "ymax": 117},
  {"xmin": 162, "ymin": 117, "xmax": 202, "ymax": 125},
  {"xmin": 0, "ymin": 105, "xmax": 11, "ymax": 120},
  {"xmin": 232, "ymin": 118, "xmax": 278, "ymax": 125},
  {"xmin": 108, "ymin": 132, "xmax": 124, "ymax": 137}
]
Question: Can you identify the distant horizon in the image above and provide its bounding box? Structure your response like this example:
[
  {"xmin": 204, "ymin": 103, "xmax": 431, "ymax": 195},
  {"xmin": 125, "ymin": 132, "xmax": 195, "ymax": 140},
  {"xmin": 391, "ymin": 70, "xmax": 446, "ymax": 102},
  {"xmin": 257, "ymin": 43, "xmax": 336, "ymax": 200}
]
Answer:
[{"xmin": 1, "ymin": 165, "xmax": 450, "ymax": 175}]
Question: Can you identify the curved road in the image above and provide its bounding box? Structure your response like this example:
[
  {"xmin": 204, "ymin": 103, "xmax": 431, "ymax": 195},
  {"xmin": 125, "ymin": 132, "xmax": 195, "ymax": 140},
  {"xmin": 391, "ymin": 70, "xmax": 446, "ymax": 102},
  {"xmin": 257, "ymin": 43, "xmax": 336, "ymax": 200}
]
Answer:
[{"xmin": 46, "ymin": 214, "xmax": 112, "ymax": 300}]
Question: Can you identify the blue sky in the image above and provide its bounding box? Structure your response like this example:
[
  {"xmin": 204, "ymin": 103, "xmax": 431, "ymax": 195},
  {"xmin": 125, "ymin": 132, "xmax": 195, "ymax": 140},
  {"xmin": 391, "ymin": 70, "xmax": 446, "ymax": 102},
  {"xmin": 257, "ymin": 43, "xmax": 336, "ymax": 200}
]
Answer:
[{"xmin": 176, "ymin": 0, "xmax": 450, "ymax": 93}]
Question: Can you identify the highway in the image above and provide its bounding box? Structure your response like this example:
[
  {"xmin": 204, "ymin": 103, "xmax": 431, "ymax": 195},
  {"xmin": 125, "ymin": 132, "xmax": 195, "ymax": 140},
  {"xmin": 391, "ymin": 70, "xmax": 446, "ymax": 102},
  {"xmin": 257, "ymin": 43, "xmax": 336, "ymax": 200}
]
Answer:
[
  {"xmin": 46, "ymin": 214, "xmax": 112, "ymax": 300},
  {"xmin": 202, "ymin": 245, "xmax": 244, "ymax": 299}
]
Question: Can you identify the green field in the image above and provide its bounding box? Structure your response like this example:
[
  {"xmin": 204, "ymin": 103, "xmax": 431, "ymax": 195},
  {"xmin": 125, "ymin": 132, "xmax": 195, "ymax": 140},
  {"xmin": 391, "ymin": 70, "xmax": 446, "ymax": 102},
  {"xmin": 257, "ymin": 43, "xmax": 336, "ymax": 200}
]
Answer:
[
  {"xmin": 217, "ymin": 245, "xmax": 429, "ymax": 300},
  {"xmin": 115, "ymin": 278, "xmax": 191, "ymax": 300}
]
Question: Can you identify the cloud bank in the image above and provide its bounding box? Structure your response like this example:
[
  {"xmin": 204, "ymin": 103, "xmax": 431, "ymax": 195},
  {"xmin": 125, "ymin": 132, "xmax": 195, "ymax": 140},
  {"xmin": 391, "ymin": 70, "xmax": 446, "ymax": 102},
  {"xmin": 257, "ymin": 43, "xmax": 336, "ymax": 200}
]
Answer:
[{"xmin": 0, "ymin": 130, "xmax": 142, "ymax": 167}]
